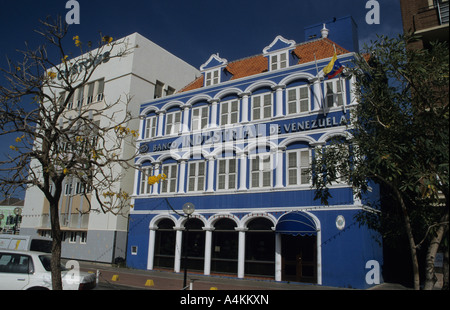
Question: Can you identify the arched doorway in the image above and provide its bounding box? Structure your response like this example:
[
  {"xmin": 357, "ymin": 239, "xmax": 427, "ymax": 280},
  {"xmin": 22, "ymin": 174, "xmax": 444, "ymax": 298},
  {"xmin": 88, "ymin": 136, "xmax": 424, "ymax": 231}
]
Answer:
[
  {"xmin": 154, "ymin": 218, "xmax": 176, "ymax": 269},
  {"xmin": 211, "ymin": 218, "xmax": 238, "ymax": 274},
  {"xmin": 181, "ymin": 218, "xmax": 205, "ymax": 272},
  {"xmin": 276, "ymin": 212, "xmax": 318, "ymax": 283},
  {"xmin": 245, "ymin": 218, "xmax": 275, "ymax": 277}
]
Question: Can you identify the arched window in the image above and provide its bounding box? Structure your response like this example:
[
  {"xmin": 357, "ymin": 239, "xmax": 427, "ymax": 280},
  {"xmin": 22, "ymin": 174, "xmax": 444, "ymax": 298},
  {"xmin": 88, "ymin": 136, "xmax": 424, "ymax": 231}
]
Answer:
[
  {"xmin": 182, "ymin": 218, "xmax": 205, "ymax": 272},
  {"xmin": 211, "ymin": 218, "xmax": 238, "ymax": 274},
  {"xmin": 245, "ymin": 218, "xmax": 275, "ymax": 277},
  {"xmin": 154, "ymin": 219, "xmax": 176, "ymax": 269}
]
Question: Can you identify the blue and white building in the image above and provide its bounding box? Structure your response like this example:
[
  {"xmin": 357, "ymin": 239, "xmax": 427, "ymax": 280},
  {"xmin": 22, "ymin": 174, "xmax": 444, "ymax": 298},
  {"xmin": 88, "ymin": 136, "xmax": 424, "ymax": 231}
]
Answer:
[{"xmin": 127, "ymin": 17, "xmax": 383, "ymax": 289}]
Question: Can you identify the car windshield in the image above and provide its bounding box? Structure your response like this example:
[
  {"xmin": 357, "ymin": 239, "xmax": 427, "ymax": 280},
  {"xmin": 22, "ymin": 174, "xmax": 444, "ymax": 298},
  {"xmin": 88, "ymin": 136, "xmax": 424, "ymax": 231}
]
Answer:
[{"xmin": 39, "ymin": 255, "xmax": 68, "ymax": 272}]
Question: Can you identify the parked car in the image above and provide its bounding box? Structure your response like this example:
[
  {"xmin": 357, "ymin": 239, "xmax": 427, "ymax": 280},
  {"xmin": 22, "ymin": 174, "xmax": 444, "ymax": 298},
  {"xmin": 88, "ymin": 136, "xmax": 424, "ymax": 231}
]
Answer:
[
  {"xmin": 0, "ymin": 234, "xmax": 52, "ymax": 253},
  {"xmin": 0, "ymin": 250, "xmax": 96, "ymax": 290}
]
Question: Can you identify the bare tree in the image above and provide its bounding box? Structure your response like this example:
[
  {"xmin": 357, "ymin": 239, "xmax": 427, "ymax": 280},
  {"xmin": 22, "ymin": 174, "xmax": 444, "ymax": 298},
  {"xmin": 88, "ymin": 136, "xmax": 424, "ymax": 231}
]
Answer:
[{"xmin": 0, "ymin": 16, "xmax": 137, "ymax": 289}]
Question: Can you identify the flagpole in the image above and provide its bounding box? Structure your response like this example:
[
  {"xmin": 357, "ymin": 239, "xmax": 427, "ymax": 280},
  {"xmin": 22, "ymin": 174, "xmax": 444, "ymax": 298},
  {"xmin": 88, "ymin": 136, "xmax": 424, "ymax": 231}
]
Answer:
[
  {"xmin": 336, "ymin": 46, "xmax": 347, "ymax": 114},
  {"xmin": 333, "ymin": 44, "xmax": 346, "ymax": 114},
  {"xmin": 314, "ymin": 53, "xmax": 325, "ymax": 115}
]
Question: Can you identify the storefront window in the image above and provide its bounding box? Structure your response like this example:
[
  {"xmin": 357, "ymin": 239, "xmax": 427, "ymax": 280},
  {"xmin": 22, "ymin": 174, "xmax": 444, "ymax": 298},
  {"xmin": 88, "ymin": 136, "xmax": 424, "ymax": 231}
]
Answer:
[
  {"xmin": 154, "ymin": 219, "xmax": 175, "ymax": 269},
  {"xmin": 245, "ymin": 218, "xmax": 275, "ymax": 277},
  {"xmin": 181, "ymin": 218, "xmax": 205, "ymax": 271},
  {"xmin": 211, "ymin": 219, "xmax": 238, "ymax": 274}
]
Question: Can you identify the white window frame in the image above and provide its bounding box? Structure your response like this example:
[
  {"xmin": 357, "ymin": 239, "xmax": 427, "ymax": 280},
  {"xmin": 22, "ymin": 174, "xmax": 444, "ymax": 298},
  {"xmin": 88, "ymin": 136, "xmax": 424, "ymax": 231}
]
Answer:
[
  {"xmin": 64, "ymin": 181, "xmax": 73, "ymax": 196},
  {"xmin": 217, "ymin": 157, "xmax": 237, "ymax": 191},
  {"xmin": 144, "ymin": 115, "xmax": 158, "ymax": 139},
  {"xmin": 191, "ymin": 106, "xmax": 209, "ymax": 131},
  {"xmin": 131, "ymin": 246, "xmax": 138, "ymax": 255},
  {"xmin": 69, "ymin": 231, "xmax": 77, "ymax": 243},
  {"xmin": 286, "ymin": 85, "xmax": 310, "ymax": 115},
  {"xmin": 270, "ymin": 51, "xmax": 288, "ymax": 71},
  {"xmin": 252, "ymin": 93, "xmax": 272, "ymax": 120},
  {"xmin": 187, "ymin": 161, "xmax": 206, "ymax": 192},
  {"xmin": 80, "ymin": 232, "xmax": 87, "ymax": 244},
  {"xmin": 161, "ymin": 163, "xmax": 178, "ymax": 193},
  {"xmin": 165, "ymin": 111, "xmax": 182, "ymax": 135},
  {"xmin": 205, "ymin": 69, "xmax": 220, "ymax": 86},
  {"xmin": 286, "ymin": 149, "xmax": 311, "ymax": 186},
  {"xmin": 76, "ymin": 85, "xmax": 84, "ymax": 108},
  {"xmin": 325, "ymin": 79, "xmax": 345, "ymax": 108},
  {"xmin": 250, "ymin": 153, "xmax": 272, "ymax": 189},
  {"xmin": 220, "ymin": 100, "xmax": 239, "ymax": 126},
  {"xmin": 96, "ymin": 79, "xmax": 105, "ymax": 102},
  {"xmin": 86, "ymin": 82, "xmax": 95, "ymax": 104},
  {"xmin": 139, "ymin": 166, "xmax": 154, "ymax": 195},
  {"xmin": 327, "ymin": 144, "xmax": 350, "ymax": 185}
]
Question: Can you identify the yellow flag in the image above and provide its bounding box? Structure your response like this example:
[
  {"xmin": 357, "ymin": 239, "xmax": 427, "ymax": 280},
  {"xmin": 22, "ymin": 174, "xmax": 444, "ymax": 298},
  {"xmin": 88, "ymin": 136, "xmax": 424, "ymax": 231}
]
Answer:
[{"xmin": 323, "ymin": 53, "xmax": 337, "ymax": 75}]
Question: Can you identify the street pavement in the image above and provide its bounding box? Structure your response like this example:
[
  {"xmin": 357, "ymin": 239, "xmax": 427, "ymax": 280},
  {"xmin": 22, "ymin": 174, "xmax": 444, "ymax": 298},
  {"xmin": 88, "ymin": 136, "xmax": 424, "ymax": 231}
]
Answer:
[{"xmin": 78, "ymin": 261, "xmax": 412, "ymax": 291}]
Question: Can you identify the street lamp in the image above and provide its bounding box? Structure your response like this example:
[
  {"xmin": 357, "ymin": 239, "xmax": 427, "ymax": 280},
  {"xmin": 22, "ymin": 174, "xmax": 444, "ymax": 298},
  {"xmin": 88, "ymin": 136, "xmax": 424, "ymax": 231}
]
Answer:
[
  {"xmin": 0, "ymin": 214, "xmax": 4, "ymax": 233},
  {"xmin": 13, "ymin": 207, "xmax": 22, "ymax": 234},
  {"xmin": 182, "ymin": 202, "xmax": 195, "ymax": 289}
]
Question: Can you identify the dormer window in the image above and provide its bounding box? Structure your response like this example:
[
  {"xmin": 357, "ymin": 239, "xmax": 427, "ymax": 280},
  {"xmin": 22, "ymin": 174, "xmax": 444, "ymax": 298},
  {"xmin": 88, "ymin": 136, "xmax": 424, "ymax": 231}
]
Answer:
[
  {"xmin": 270, "ymin": 52, "xmax": 288, "ymax": 71},
  {"xmin": 205, "ymin": 69, "xmax": 220, "ymax": 86},
  {"xmin": 263, "ymin": 35, "xmax": 296, "ymax": 72},
  {"xmin": 200, "ymin": 54, "xmax": 228, "ymax": 87}
]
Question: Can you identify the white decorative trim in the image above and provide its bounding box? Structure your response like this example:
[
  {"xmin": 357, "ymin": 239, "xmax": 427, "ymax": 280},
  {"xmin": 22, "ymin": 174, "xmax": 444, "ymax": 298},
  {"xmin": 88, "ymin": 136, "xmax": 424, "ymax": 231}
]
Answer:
[
  {"xmin": 200, "ymin": 53, "xmax": 228, "ymax": 71},
  {"xmin": 263, "ymin": 35, "xmax": 296, "ymax": 54}
]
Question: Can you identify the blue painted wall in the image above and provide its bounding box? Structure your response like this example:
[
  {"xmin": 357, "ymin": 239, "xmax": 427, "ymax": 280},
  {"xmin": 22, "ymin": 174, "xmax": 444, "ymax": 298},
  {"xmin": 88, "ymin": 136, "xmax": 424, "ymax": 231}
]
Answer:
[{"xmin": 304, "ymin": 16, "xmax": 359, "ymax": 53}]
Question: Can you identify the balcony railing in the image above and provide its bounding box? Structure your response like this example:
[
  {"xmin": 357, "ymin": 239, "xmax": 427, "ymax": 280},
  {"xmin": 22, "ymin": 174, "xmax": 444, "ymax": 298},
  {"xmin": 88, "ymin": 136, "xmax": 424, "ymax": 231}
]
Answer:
[{"xmin": 414, "ymin": 1, "xmax": 449, "ymax": 32}]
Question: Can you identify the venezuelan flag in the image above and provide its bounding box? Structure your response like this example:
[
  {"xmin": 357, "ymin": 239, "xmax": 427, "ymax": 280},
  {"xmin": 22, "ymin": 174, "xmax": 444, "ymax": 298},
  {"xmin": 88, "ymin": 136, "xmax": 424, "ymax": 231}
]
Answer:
[{"xmin": 323, "ymin": 53, "xmax": 344, "ymax": 79}]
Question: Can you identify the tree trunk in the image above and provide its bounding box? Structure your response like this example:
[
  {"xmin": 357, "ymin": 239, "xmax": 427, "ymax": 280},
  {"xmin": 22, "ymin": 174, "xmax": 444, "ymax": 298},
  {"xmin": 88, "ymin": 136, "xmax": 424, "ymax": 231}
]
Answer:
[
  {"xmin": 395, "ymin": 188, "xmax": 421, "ymax": 290},
  {"xmin": 49, "ymin": 201, "xmax": 63, "ymax": 290},
  {"xmin": 423, "ymin": 212, "xmax": 449, "ymax": 290},
  {"xmin": 443, "ymin": 246, "xmax": 449, "ymax": 290}
]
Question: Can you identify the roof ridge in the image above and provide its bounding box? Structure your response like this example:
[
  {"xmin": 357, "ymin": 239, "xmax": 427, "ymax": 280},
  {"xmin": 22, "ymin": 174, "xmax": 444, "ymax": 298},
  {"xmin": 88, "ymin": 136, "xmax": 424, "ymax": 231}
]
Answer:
[{"xmin": 178, "ymin": 37, "xmax": 352, "ymax": 93}]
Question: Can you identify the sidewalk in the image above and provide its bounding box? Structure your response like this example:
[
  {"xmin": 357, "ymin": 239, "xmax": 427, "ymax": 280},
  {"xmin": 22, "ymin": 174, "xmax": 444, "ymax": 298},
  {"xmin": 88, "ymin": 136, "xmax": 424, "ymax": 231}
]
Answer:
[{"xmin": 78, "ymin": 261, "xmax": 410, "ymax": 290}]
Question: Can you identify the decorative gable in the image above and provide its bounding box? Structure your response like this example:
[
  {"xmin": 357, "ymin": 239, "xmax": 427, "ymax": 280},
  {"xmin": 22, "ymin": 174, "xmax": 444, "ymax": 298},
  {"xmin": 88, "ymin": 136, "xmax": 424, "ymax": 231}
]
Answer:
[
  {"xmin": 263, "ymin": 36, "xmax": 297, "ymax": 71},
  {"xmin": 200, "ymin": 54, "xmax": 228, "ymax": 87},
  {"xmin": 263, "ymin": 35, "xmax": 296, "ymax": 54},
  {"xmin": 200, "ymin": 54, "xmax": 228, "ymax": 71}
]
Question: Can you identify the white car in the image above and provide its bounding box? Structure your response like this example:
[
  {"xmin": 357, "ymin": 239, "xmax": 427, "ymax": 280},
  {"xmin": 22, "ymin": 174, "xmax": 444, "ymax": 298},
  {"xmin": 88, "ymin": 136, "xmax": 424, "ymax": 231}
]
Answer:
[{"xmin": 0, "ymin": 250, "xmax": 96, "ymax": 290}]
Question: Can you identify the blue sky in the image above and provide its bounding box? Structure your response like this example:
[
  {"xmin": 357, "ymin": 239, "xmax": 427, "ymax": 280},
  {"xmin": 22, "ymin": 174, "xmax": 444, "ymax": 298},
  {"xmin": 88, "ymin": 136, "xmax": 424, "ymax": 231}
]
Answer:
[
  {"xmin": 1, "ymin": 0, "xmax": 403, "ymax": 68},
  {"xmin": 0, "ymin": 0, "xmax": 403, "ymax": 198}
]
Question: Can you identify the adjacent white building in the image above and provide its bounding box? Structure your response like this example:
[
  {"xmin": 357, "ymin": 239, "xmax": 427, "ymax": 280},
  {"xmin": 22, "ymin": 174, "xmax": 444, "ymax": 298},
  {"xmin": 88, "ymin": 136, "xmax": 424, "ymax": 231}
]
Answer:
[{"xmin": 20, "ymin": 33, "xmax": 199, "ymax": 263}]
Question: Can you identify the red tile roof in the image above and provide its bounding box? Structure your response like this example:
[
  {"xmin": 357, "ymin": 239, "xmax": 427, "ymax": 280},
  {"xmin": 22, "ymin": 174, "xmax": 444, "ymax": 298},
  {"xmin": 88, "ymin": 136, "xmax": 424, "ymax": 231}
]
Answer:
[{"xmin": 178, "ymin": 38, "xmax": 349, "ymax": 93}]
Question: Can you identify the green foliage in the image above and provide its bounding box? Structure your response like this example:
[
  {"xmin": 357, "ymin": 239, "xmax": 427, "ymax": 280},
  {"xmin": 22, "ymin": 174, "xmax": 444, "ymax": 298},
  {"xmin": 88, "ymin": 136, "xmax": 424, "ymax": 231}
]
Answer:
[{"xmin": 312, "ymin": 33, "xmax": 449, "ymax": 239}]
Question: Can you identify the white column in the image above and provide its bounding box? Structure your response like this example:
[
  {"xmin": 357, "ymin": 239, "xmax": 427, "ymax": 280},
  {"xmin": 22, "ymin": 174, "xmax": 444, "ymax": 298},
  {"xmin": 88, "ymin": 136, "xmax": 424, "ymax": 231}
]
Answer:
[
  {"xmin": 174, "ymin": 227, "xmax": 184, "ymax": 273},
  {"xmin": 182, "ymin": 106, "xmax": 190, "ymax": 133},
  {"xmin": 313, "ymin": 79, "xmax": 322, "ymax": 111},
  {"xmin": 240, "ymin": 92, "xmax": 250, "ymax": 123},
  {"xmin": 132, "ymin": 164, "xmax": 141, "ymax": 196},
  {"xmin": 273, "ymin": 85, "xmax": 285, "ymax": 118},
  {"xmin": 177, "ymin": 159, "xmax": 187, "ymax": 194},
  {"xmin": 275, "ymin": 147, "xmax": 285, "ymax": 189},
  {"xmin": 238, "ymin": 152, "xmax": 247, "ymax": 191},
  {"xmin": 157, "ymin": 111, "xmax": 165, "ymax": 137},
  {"xmin": 147, "ymin": 227, "xmax": 157, "ymax": 270},
  {"xmin": 316, "ymin": 231, "xmax": 322, "ymax": 285},
  {"xmin": 350, "ymin": 75, "xmax": 357, "ymax": 105},
  {"xmin": 203, "ymin": 227, "xmax": 214, "ymax": 275},
  {"xmin": 209, "ymin": 100, "xmax": 219, "ymax": 128},
  {"xmin": 236, "ymin": 227, "xmax": 247, "ymax": 278},
  {"xmin": 206, "ymin": 156, "xmax": 215, "ymax": 192},
  {"xmin": 138, "ymin": 115, "xmax": 145, "ymax": 140},
  {"xmin": 275, "ymin": 233, "xmax": 282, "ymax": 281},
  {"xmin": 152, "ymin": 163, "xmax": 161, "ymax": 195}
]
